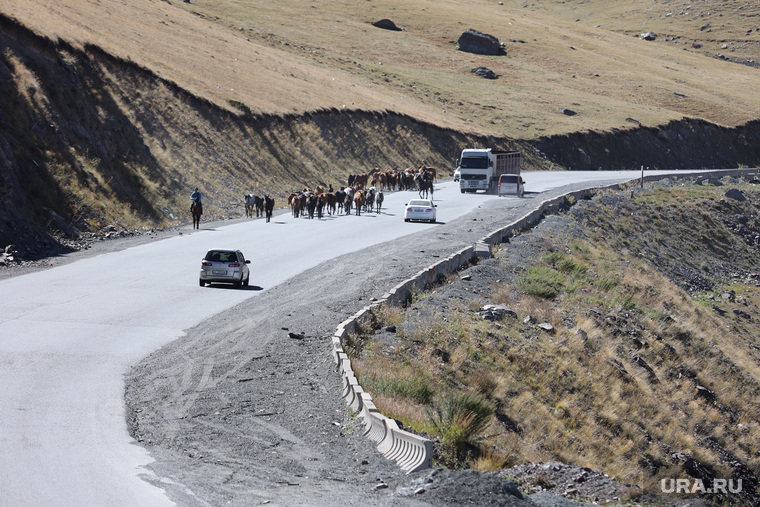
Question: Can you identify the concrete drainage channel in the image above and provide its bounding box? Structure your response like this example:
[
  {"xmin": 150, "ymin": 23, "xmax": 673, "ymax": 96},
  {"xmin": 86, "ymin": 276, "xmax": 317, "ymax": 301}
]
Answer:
[{"xmin": 330, "ymin": 169, "xmax": 757, "ymax": 474}]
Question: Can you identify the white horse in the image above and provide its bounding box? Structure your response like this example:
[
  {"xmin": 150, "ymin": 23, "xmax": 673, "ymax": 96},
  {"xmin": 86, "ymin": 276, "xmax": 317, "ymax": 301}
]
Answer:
[{"xmin": 244, "ymin": 194, "xmax": 257, "ymax": 218}]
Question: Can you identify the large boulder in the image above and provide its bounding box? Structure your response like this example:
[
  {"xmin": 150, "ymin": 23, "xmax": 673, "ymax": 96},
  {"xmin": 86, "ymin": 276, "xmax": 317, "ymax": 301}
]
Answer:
[
  {"xmin": 457, "ymin": 29, "xmax": 504, "ymax": 56},
  {"xmin": 371, "ymin": 19, "xmax": 402, "ymax": 31}
]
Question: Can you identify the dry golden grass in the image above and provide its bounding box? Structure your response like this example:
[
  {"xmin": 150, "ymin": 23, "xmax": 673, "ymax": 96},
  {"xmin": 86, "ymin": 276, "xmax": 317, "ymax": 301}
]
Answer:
[{"xmin": 5, "ymin": 0, "xmax": 760, "ymax": 139}]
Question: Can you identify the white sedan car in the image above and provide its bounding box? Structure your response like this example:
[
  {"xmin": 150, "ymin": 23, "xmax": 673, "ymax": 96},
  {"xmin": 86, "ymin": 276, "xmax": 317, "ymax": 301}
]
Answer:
[{"xmin": 404, "ymin": 199, "xmax": 437, "ymax": 223}]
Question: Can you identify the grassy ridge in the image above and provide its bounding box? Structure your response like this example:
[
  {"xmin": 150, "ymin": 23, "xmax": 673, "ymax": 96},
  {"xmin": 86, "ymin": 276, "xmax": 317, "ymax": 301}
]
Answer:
[{"xmin": 4, "ymin": 0, "xmax": 760, "ymax": 139}]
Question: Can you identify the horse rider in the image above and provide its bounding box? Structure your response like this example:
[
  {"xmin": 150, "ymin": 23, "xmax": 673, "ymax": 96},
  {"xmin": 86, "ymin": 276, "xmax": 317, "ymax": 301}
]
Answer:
[{"xmin": 191, "ymin": 187, "xmax": 203, "ymax": 215}]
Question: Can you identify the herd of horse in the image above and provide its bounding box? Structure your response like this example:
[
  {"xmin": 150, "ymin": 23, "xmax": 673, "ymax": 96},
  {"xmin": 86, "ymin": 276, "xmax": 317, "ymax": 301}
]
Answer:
[
  {"xmin": 285, "ymin": 185, "xmax": 385, "ymax": 220},
  {"xmin": 195, "ymin": 165, "xmax": 436, "ymax": 227}
]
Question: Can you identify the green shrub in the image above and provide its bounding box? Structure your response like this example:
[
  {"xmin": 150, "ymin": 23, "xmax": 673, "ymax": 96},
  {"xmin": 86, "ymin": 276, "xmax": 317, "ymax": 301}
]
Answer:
[
  {"xmin": 543, "ymin": 252, "xmax": 587, "ymax": 274},
  {"xmin": 596, "ymin": 277, "xmax": 618, "ymax": 291},
  {"xmin": 427, "ymin": 393, "xmax": 494, "ymax": 449},
  {"xmin": 557, "ymin": 256, "xmax": 587, "ymax": 275},
  {"xmin": 362, "ymin": 373, "xmax": 434, "ymax": 405},
  {"xmin": 518, "ymin": 266, "xmax": 565, "ymax": 299}
]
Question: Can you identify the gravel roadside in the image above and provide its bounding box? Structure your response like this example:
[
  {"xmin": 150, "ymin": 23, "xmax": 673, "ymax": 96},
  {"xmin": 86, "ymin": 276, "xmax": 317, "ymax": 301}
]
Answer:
[{"xmin": 123, "ymin": 182, "xmax": 638, "ymax": 506}]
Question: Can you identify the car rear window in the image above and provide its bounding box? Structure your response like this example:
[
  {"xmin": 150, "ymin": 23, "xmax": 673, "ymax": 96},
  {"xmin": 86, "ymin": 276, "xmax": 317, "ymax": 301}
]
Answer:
[
  {"xmin": 408, "ymin": 200, "xmax": 431, "ymax": 206},
  {"xmin": 206, "ymin": 251, "xmax": 237, "ymax": 262},
  {"xmin": 501, "ymin": 175, "xmax": 519, "ymax": 183}
]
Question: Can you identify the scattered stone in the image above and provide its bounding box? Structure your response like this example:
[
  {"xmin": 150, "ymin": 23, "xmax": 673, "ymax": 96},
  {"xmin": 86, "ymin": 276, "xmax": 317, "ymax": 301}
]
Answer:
[
  {"xmin": 696, "ymin": 385, "xmax": 716, "ymax": 401},
  {"xmin": 479, "ymin": 305, "xmax": 517, "ymax": 321},
  {"xmin": 432, "ymin": 348, "xmax": 450, "ymax": 363},
  {"xmin": 640, "ymin": 32, "xmax": 656, "ymax": 41},
  {"xmin": 574, "ymin": 328, "xmax": 588, "ymax": 340},
  {"xmin": 373, "ymin": 483, "xmax": 388, "ymax": 490},
  {"xmin": 538, "ymin": 322, "xmax": 554, "ymax": 332},
  {"xmin": 457, "ymin": 29, "xmax": 505, "ymax": 56},
  {"xmin": 629, "ymin": 351, "xmax": 658, "ymax": 382},
  {"xmin": 560, "ymin": 108, "xmax": 576, "ymax": 116},
  {"xmin": 725, "ymin": 188, "xmax": 746, "ymax": 201},
  {"xmin": 733, "ymin": 308, "xmax": 751, "ymax": 319},
  {"xmin": 288, "ymin": 332, "xmax": 305, "ymax": 340},
  {"xmin": 461, "ymin": 274, "xmax": 472, "ymax": 281},
  {"xmin": 607, "ymin": 358, "xmax": 632, "ymax": 381},
  {"xmin": 712, "ymin": 305, "xmax": 727, "ymax": 316},
  {"xmin": 523, "ymin": 315, "xmax": 537, "ymax": 325},
  {"xmin": 471, "ymin": 67, "xmax": 497, "ymax": 79}
]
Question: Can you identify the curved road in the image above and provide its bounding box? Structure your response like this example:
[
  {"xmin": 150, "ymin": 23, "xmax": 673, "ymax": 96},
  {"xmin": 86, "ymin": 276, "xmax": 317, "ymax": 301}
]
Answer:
[{"xmin": 0, "ymin": 170, "xmax": 710, "ymax": 505}]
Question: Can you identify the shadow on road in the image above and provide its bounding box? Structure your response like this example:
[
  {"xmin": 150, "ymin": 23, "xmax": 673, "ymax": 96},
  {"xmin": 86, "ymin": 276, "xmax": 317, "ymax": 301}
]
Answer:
[{"xmin": 203, "ymin": 284, "xmax": 263, "ymax": 291}]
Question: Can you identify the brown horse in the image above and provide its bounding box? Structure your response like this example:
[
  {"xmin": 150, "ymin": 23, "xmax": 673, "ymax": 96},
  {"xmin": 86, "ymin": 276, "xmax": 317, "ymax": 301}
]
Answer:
[
  {"xmin": 191, "ymin": 198, "xmax": 202, "ymax": 229},
  {"xmin": 264, "ymin": 195, "xmax": 274, "ymax": 222}
]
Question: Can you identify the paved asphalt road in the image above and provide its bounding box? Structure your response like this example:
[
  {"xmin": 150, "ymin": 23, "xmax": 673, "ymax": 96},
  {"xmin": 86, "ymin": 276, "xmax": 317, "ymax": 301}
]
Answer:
[{"xmin": 0, "ymin": 170, "xmax": 708, "ymax": 505}]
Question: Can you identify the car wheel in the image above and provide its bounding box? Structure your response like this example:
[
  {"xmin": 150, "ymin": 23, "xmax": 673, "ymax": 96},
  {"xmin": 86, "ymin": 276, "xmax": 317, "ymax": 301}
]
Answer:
[
  {"xmin": 199, "ymin": 279, "xmax": 205, "ymax": 287},
  {"xmin": 430, "ymin": 219, "xmax": 436, "ymax": 223},
  {"xmin": 404, "ymin": 218, "xmax": 409, "ymax": 222},
  {"xmin": 243, "ymin": 275, "xmax": 249, "ymax": 287}
]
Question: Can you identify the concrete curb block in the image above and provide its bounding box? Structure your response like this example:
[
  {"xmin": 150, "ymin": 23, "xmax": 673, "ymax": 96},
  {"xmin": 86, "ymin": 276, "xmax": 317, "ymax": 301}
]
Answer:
[
  {"xmin": 384, "ymin": 428, "xmax": 434, "ymax": 473},
  {"xmin": 363, "ymin": 404, "xmax": 388, "ymax": 443},
  {"xmin": 331, "ymin": 168, "xmax": 756, "ymax": 474},
  {"xmin": 377, "ymin": 417, "xmax": 400, "ymax": 456}
]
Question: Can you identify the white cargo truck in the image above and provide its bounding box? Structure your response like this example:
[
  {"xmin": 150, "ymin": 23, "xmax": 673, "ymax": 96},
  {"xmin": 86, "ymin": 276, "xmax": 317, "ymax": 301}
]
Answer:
[{"xmin": 457, "ymin": 148, "xmax": 521, "ymax": 194}]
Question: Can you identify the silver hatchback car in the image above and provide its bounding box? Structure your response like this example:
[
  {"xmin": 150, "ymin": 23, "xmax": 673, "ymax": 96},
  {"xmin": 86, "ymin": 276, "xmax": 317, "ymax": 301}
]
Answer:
[{"xmin": 199, "ymin": 249, "xmax": 251, "ymax": 287}]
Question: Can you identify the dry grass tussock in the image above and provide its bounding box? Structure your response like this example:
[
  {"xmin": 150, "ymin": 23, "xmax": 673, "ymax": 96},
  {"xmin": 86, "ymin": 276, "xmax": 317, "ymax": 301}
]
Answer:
[
  {"xmin": 349, "ymin": 181, "xmax": 760, "ymax": 500},
  {"xmin": 5, "ymin": 0, "xmax": 760, "ymax": 139}
]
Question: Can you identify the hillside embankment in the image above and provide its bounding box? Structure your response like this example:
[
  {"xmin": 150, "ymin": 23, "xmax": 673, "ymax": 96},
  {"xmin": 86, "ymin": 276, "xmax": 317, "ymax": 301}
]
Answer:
[
  {"xmin": 351, "ymin": 176, "xmax": 760, "ymax": 505},
  {"xmin": 2, "ymin": 11, "xmax": 760, "ymax": 259}
]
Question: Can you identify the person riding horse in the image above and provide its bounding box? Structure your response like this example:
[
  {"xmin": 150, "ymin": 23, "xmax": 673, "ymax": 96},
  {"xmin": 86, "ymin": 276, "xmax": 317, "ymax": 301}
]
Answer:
[{"xmin": 191, "ymin": 188, "xmax": 203, "ymax": 216}]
